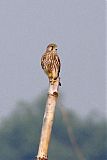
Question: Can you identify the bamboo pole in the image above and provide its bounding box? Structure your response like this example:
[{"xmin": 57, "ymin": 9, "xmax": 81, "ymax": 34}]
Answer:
[{"xmin": 36, "ymin": 78, "xmax": 60, "ymax": 160}]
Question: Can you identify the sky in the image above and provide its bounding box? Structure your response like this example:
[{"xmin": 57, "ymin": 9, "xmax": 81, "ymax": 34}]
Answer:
[{"xmin": 0, "ymin": 0, "xmax": 105, "ymax": 120}]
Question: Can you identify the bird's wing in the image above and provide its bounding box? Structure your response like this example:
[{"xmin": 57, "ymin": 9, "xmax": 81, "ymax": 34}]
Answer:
[
  {"xmin": 41, "ymin": 53, "xmax": 46, "ymax": 70},
  {"xmin": 54, "ymin": 54, "xmax": 61, "ymax": 74}
]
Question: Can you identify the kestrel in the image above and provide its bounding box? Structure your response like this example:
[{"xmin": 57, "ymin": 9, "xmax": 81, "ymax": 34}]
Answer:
[{"xmin": 41, "ymin": 43, "xmax": 61, "ymax": 86}]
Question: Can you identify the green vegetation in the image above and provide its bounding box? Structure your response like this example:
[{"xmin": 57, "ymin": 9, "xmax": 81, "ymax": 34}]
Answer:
[{"xmin": 0, "ymin": 95, "xmax": 106, "ymax": 160}]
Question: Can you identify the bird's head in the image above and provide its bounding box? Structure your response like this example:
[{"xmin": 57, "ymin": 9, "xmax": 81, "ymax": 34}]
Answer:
[{"xmin": 46, "ymin": 43, "xmax": 58, "ymax": 52}]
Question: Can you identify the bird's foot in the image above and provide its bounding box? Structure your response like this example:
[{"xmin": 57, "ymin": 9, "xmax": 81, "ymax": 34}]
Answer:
[{"xmin": 49, "ymin": 78, "xmax": 61, "ymax": 86}]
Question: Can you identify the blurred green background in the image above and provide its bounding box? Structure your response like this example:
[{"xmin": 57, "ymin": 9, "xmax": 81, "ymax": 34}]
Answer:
[{"xmin": 0, "ymin": 94, "xmax": 106, "ymax": 160}]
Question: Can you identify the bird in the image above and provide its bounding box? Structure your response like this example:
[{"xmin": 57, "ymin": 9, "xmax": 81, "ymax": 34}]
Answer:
[{"xmin": 41, "ymin": 43, "xmax": 61, "ymax": 86}]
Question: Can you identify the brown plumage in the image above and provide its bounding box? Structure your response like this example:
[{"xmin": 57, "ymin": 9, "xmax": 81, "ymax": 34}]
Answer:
[{"xmin": 41, "ymin": 43, "xmax": 61, "ymax": 85}]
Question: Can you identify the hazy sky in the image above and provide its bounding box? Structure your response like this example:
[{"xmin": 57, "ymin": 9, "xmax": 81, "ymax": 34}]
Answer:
[{"xmin": 0, "ymin": 0, "xmax": 105, "ymax": 120}]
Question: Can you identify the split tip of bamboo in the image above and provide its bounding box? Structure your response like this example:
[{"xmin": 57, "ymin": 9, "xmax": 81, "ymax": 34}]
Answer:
[{"xmin": 48, "ymin": 77, "xmax": 60, "ymax": 96}]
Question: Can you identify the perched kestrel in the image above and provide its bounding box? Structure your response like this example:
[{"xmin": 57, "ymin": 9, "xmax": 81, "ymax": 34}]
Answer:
[{"xmin": 41, "ymin": 43, "xmax": 61, "ymax": 86}]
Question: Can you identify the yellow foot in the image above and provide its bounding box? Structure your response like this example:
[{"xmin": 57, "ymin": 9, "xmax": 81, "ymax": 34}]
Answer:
[
  {"xmin": 49, "ymin": 78, "xmax": 61, "ymax": 86},
  {"xmin": 49, "ymin": 79, "xmax": 56, "ymax": 85}
]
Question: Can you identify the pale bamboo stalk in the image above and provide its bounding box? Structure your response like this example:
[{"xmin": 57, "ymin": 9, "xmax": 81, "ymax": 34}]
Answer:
[{"xmin": 36, "ymin": 78, "xmax": 60, "ymax": 160}]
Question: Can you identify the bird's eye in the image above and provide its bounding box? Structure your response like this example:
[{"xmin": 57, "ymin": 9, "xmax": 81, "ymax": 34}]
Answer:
[{"xmin": 55, "ymin": 48, "xmax": 57, "ymax": 51}]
